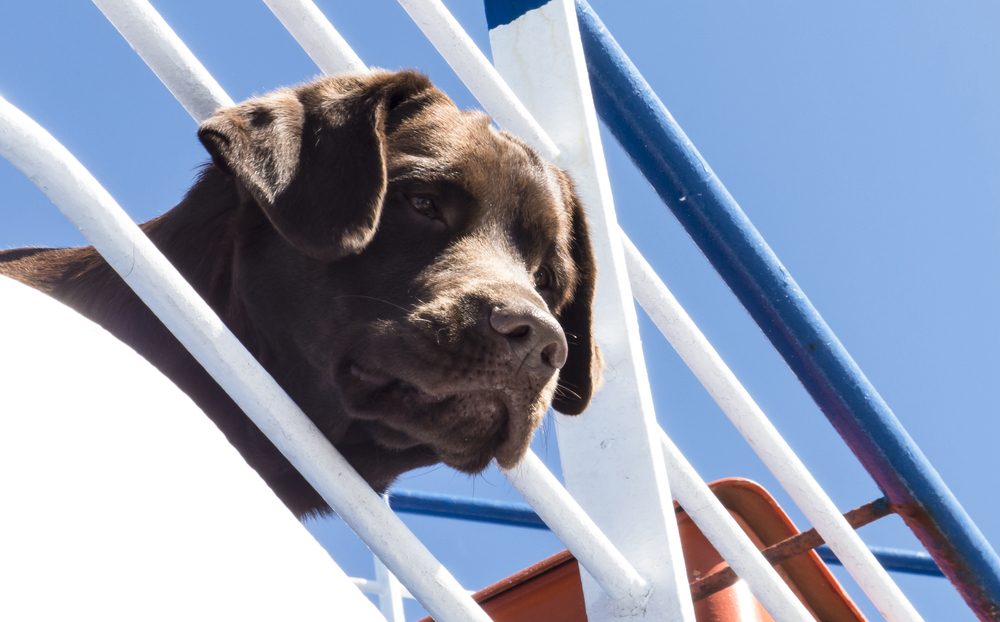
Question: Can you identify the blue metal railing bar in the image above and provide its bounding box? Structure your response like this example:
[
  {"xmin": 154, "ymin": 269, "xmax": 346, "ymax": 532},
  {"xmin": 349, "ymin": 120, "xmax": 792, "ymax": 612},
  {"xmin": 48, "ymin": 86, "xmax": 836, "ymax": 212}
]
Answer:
[
  {"xmin": 572, "ymin": 1, "xmax": 999, "ymax": 617},
  {"xmin": 387, "ymin": 489, "xmax": 941, "ymax": 578},
  {"xmin": 389, "ymin": 489, "xmax": 548, "ymax": 529},
  {"xmin": 814, "ymin": 547, "xmax": 940, "ymax": 580}
]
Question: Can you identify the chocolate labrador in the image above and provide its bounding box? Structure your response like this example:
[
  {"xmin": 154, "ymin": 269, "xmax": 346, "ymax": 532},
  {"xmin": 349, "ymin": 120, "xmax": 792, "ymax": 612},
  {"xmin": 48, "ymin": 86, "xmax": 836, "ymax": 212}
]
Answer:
[{"xmin": 0, "ymin": 70, "xmax": 599, "ymax": 517}]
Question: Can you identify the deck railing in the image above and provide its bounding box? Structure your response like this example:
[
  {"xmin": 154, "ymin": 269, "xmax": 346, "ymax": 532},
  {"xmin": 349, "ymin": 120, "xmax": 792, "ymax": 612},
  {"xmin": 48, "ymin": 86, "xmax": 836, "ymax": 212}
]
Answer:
[{"xmin": 1, "ymin": 1, "xmax": 997, "ymax": 621}]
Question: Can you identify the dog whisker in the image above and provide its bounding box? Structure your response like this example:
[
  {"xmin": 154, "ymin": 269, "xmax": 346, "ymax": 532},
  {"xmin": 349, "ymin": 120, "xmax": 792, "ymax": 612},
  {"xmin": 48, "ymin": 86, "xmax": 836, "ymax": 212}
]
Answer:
[
  {"xmin": 554, "ymin": 384, "xmax": 583, "ymax": 401},
  {"xmin": 329, "ymin": 294, "xmax": 416, "ymax": 315}
]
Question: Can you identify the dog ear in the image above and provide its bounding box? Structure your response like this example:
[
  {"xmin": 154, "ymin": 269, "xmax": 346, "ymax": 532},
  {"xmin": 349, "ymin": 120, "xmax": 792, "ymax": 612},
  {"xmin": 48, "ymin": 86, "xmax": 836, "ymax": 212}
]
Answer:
[
  {"xmin": 198, "ymin": 71, "xmax": 435, "ymax": 261},
  {"xmin": 551, "ymin": 171, "xmax": 602, "ymax": 415}
]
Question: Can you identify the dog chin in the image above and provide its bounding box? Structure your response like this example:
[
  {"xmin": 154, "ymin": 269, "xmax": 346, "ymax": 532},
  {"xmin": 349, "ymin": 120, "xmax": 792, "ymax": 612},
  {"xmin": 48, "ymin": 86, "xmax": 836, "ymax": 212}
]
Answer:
[{"xmin": 336, "ymin": 357, "xmax": 542, "ymax": 473}]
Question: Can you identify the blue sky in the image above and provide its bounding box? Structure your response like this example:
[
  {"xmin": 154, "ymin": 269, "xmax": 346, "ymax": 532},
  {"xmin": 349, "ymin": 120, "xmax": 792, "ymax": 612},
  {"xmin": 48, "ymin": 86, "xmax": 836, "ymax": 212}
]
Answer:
[{"xmin": 1, "ymin": 1, "xmax": 997, "ymax": 619}]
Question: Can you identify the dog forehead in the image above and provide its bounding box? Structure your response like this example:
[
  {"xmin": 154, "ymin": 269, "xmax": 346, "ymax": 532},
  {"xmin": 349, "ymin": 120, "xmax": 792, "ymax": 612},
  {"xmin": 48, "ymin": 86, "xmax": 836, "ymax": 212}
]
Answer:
[
  {"xmin": 392, "ymin": 108, "xmax": 570, "ymax": 238},
  {"xmin": 471, "ymin": 128, "xmax": 571, "ymax": 254}
]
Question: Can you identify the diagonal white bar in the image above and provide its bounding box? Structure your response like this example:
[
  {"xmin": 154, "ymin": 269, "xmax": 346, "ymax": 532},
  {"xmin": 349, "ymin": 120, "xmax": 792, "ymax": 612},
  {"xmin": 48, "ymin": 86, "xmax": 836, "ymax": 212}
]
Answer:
[
  {"xmin": 504, "ymin": 452, "xmax": 652, "ymax": 607},
  {"xmin": 658, "ymin": 431, "xmax": 814, "ymax": 621},
  {"xmin": 92, "ymin": 0, "xmax": 233, "ymax": 120},
  {"xmin": 623, "ymin": 234, "xmax": 923, "ymax": 622},
  {"xmin": 261, "ymin": 0, "xmax": 367, "ymax": 75},
  {"xmin": 488, "ymin": 1, "xmax": 695, "ymax": 619}
]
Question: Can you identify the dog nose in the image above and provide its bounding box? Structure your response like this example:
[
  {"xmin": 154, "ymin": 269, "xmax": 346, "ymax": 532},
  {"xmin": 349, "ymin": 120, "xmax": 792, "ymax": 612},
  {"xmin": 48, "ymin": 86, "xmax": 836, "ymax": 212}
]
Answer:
[{"xmin": 489, "ymin": 304, "xmax": 568, "ymax": 370}]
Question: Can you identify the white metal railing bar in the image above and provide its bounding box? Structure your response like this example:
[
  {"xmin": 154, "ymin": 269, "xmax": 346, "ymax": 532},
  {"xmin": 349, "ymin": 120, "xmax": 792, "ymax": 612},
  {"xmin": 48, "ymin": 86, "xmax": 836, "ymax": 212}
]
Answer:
[
  {"xmin": 90, "ymin": 0, "xmax": 650, "ymax": 615},
  {"xmin": 0, "ymin": 97, "xmax": 395, "ymax": 622},
  {"xmin": 88, "ymin": 2, "xmax": 490, "ymax": 621},
  {"xmin": 506, "ymin": 451, "xmax": 652, "ymax": 606},
  {"xmin": 624, "ymin": 235, "xmax": 923, "ymax": 622},
  {"xmin": 255, "ymin": 0, "xmax": 656, "ymax": 612},
  {"xmin": 657, "ymin": 429, "xmax": 815, "ymax": 620},
  {"xmin": 373, "ymin": 540, "xmax": 406, "ymax": 620},
  {"xmin": 372, "ymin": 558, "xmax": 405, "ymax": 620},
  {"xmin": 261, "ymin": 0, "xmax": 366, "ymax": 75},
  {"xmin": 373, "ymin": 495, "xmax": 406, "ymax": 622},
  {"xmin": 93, "ymin": 0, "xmax": 233, "ymax": 120}
]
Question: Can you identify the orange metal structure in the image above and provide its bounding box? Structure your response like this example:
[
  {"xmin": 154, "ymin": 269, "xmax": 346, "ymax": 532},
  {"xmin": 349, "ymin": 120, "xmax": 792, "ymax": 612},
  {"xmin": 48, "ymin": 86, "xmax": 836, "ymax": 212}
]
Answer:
[{"xmin": 423, "ymin": 479, "xmax": 865, "ymax": 621}]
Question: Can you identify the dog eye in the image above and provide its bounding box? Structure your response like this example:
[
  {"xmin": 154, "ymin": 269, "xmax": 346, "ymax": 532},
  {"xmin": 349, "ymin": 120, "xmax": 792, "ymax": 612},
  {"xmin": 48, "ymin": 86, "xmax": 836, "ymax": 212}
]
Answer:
[
  {"xmin": 407, "ymin": 195, "xmax": 438, "ymax": 220},
  {"xmin": 533, "ymin": 265, "xmax": 555, "ymax": 291}
]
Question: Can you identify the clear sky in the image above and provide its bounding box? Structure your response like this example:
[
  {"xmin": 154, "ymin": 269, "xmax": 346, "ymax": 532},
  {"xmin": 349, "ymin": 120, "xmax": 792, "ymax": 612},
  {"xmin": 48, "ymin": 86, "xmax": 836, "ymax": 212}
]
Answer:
[{"xmin": 1, "ymin": 1, "xmax": 998, "ymax": 620}]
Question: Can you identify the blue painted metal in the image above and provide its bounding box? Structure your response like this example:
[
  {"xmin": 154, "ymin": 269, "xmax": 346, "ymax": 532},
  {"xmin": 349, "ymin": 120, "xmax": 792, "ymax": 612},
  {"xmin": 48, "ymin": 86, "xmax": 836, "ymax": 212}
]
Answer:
[
  {"xmin": 815, "ymin": 546, "xmax": 941, "ymax": 579},
  {"xmin": 570, "ymin": 1, "xmax": 1000, "ymax": 617},
  {"xmin": 389, "ymin": 489, "xmax": 943, "ymax": 578},
  {"xmin": 484, "ymin": 0, "xmax": 550, "ymax": 29},
  {"xmin": 388, "ymin": 489, "xmax": 548, "ymax": 530}
]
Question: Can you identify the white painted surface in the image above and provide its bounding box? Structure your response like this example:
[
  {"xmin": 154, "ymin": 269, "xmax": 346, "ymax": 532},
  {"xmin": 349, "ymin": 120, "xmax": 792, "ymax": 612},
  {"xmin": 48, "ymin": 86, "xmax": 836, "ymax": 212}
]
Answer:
[
  {"xmin": 0, "ymin": 93, "xmax": 488, "ymax": 622},
  {"xmin": 0, "ymin": 276, "xmax": 385, "ymax": 621},
  {"xmin": 624, "ymin": 235, "xmax": 923, "ymax": 622},
  {"xmin": 489, "ymin": 1, "xmax": 695, "ymax": 619}
]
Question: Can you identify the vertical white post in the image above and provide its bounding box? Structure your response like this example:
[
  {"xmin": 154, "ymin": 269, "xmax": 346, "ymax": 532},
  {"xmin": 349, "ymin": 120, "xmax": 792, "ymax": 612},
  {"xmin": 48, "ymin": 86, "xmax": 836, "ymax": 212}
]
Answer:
[
  {"xmin": 372, "ymin": 557, "xmax": 405, "ymax": 621},
  {"xmin": 489, "ymin": 1, "xmax": 695, "ymax": 620},
  {"xmin": 374, "ymin": 495, "xmax": 407, "ymax": 622}
]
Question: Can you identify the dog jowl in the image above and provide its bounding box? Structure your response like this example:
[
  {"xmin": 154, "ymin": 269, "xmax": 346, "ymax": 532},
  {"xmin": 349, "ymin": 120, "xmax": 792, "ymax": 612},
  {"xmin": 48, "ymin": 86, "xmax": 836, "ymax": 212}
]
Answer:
[{"xmin": 0, "ymin": 70, "xmax": 601, "ymax": 517}]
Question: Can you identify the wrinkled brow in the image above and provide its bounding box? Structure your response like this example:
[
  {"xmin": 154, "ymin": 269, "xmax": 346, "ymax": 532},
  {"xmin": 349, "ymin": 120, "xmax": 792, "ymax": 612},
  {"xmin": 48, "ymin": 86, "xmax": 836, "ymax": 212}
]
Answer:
[{"xmin": 387, "ymin": 155, "xmax": 463, "ymax": 184}]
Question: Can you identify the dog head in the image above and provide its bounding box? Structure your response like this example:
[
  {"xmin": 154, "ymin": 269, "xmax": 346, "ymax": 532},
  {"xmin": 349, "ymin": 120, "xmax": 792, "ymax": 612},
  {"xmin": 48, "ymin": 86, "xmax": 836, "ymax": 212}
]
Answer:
[{"xmin": 197, "ymin": 70, "xmax": 599, "ymax": 485}]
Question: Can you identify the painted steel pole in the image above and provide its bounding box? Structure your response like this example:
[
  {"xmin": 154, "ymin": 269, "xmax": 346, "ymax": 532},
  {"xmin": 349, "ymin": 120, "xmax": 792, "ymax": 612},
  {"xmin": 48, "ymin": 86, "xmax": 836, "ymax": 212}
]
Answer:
[
  {"xmin": 374, "ymin": 497, "xmax": 406, "ymax": 622},
  {"xmin": 91, "ymin": 0, "xmax": 233, "ymax": 119},
  {"xmin": 505, "ymin": 452, "xmax": 652, "ymax": 608},
  {"xmin": 261, "ymin": 0, "xmax": 366, "ymax": 74},
  {"xmin": 487, "ymin": 1, "xmax": 695, "ymax": 619},
  {"xmin": 575, "ymin": 1, "xmax": 1000, "ymax": 619}
]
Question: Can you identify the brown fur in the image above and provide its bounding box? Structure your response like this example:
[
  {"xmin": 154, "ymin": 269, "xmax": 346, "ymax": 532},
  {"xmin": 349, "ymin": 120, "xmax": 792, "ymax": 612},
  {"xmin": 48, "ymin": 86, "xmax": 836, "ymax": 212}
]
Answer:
[{"xmin": 0, "ymin": 70, "xmax": 599, "ymax": 518}]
